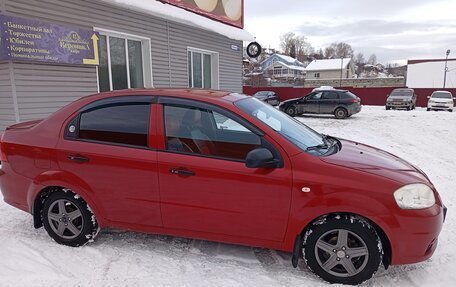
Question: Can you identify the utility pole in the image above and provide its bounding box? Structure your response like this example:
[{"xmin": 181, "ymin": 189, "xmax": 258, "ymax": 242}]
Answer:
[
  {"xmin": 340, "ymin": 57, "xmax": 343, "ymax": 87},
  {"xmin": 444, "ymin": 49, "xmax": 450, "ymax": 88}
]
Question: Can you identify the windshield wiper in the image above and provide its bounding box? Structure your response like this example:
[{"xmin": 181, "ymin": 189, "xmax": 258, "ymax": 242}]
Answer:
[{"xmin": 306, "ymin": 143, "xmax": 329, "ymax": 151}]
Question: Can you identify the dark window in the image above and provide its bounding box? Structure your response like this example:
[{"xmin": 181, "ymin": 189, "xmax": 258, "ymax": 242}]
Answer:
[
  {"xmin": 308, "ymin": 92, "xmax": 323, "ymax": 100},
  {"xmin": 164, "ymin": 105, "xmax": 261, "ymax": 160},
  {"xmin": 79, "ymin": 104, "xmax": 150, "ymax": 147},
  {"xmin": 322, "ymin": 92, "xmax": 339, "ymax": 99}
]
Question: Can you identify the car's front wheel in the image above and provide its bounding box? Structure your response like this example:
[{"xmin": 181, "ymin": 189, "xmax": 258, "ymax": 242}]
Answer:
[
  {"xmin": 285, "ymin": 106, "xmax": 297, "ymax": 117},
  {"xmin": 41, "ymin": 190, "xmax": 99, "ymax": 247},
  {"xmin": 303, "ymin": 214, "xmax": 382, "ymax": 285}
]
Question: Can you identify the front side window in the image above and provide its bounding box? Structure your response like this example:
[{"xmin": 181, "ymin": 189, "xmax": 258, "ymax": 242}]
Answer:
[
  {"xmin": 78, "ymin": 104, "xmax": 150, "ymax": 147},
  {"xmin": 188, "ymin": 49, "xmax": 215, "ymax": 89},
  {"xmin": 308, "ymin": 92, "xmax": 323, "ymax": 100},
  {"xmin": 98, "ymin": 33, "xmax": 147, "ymax": 92},
  {"xmin": 164, "ymin": 105, "xmax": 261, "ymax": 160}
]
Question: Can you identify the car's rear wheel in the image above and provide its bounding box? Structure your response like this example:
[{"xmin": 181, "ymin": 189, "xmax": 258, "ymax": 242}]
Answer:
[
  {"xmin": 334, "ymin": 108, "xmax": 348, "ymax": 119},
  {"xmin": 286, "ymin": 106, "xmax": 297, "ymax": 117},
  {"xmin": 41, "ymin": 190, "xmax": 99, "ymax": 247},
  {"xmin": 303, "ymin": 214, "xmax": 382, "ymax": 285}
]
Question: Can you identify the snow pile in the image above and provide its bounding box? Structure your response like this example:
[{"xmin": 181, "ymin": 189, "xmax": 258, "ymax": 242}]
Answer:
[
  {"xmin": 1, "ymin": 106, "xmax": 455, "ymax": 286},
  {"xmin": 99, "ymin": 0, "xmax": 254, "ymax": 42}
]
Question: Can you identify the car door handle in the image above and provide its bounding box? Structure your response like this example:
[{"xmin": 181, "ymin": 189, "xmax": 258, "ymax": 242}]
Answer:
[
  {"xmin": 67, "ymin": 154, "xmax": 90, "ymax": 163},
  {"xmin": 169, "ymin": 168, "xmax": 195, "ymax": 177}
]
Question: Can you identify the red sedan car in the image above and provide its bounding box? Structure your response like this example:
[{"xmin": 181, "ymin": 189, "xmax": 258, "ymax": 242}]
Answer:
[{"xmin": 0, "ymin": 89, "xmax": 446, "ymax": 285}]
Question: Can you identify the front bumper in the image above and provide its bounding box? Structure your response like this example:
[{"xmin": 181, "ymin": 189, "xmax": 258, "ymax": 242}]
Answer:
[
  {"xmin": 386, "ymin": 101, "xmax": 412, "ymax": 108},
  {"xmin": 389, "ymin": 204, "xmax": 445, "ymax": 265},
  {"xmin": 428, "ymin": 103, "xmax": 453, "ymax": 110}
]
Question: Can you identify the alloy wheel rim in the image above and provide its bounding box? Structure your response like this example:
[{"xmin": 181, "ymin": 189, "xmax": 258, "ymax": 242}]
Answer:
[
  {"xmin": 314, "ymin": 229, "xmax": 369, "ymax": 277},
  {"xmin": 47, "ymin": 199, "xmax": 84, "ymax": 239}
]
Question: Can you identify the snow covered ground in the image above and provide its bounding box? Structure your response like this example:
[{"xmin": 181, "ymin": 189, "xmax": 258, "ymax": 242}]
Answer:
[{"xmin": 0, "ymin": 106, "xmax": 454, "ymax": 287}]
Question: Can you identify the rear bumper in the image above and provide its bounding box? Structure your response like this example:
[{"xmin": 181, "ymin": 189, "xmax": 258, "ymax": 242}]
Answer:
[
  {"xmin": 389, "ymin": 204, "xmax": 445, "ymax": 265},
  {"xmin": 348, "ymin": 104, "xmax": 362, "ymax": 115},
  {"xmin": 0, "ymin": 162, "xmax": 32, "ymax": 213}
]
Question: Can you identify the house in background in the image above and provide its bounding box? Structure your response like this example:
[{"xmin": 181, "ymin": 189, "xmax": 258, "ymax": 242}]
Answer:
[
  {"xmin": 260, "ymin": 53, "xmax": 306, "ymax": 79},
  {"xmin": 305, "ymin": 58, "xmax": 354, "ymax": 79}
]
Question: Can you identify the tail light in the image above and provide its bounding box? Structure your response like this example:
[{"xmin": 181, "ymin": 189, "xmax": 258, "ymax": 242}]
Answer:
[{"xmin": 0, "ymin": 133, "xmax": 6, "ymax": 163}]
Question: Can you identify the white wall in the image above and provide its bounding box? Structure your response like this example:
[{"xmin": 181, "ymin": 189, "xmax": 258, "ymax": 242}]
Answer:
[{"xmin": 407, "ymin": 60, "xmax": 456, "ymax": 88}]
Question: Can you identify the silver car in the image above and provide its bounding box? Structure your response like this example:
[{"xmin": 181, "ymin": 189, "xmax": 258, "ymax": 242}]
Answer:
[{"xmin": 386, "ymin": 88, "xmax": 417, "ymax": 110}]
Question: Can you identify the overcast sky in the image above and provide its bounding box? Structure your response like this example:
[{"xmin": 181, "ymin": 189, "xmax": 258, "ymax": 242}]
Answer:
[{"xmin": 244, "ymin": 0, "xmax": 456, "ymax": 64}]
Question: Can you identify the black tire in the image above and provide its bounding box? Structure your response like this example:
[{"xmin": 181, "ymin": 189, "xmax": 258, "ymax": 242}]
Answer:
[
  {"xmin": 334, "ymin": 108, "xmax": 348, "ymax": 119},
  {"xmin": 427, "ymin": 108, "xmax": 431, "ymax": 111},
  {"xmin": 246, "ymin": 42, "xmax": 262, "ymax": 58},
  {"xmin": 449, "ymin": 109, "xmax": 453, "ymax": 112},
  {"xmin": 385, "ymin": 106, "xmax": 391, "ymax": 110},
  {"xmin": 41, "ymin": 190, "xmax": 99, "ymax": 247},
  {"xmin": 286, "ymin": 106, "xmax": 297, "ymax": 117},
  {"xmin": 303, "ymin": 214, "xmax": 382, "ymax": 285}
]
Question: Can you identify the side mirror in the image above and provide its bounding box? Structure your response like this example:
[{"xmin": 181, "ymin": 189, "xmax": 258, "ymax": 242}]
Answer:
[
  {"xmin": 453, "ymin": 97, "xmax": 456, "ymax": 100},
  {"xmin": 427, "ymin": 96, "xmax": 430, "ymax": 99},
  {"xmin": 245, "ymin": 148, "xmax": 279, "ymax": 168}
]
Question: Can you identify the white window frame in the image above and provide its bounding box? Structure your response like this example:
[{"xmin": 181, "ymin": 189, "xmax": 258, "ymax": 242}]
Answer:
[
  {"xmin": 94, "ymin": 27, "xmax": 153, "ymax": 92},
  {"xmin": 187, "ymin": 47, "xmax": 219, "ymax": 89}
]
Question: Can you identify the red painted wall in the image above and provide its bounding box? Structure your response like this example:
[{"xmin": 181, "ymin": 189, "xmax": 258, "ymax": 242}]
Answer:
[{"xmin": 243, "ymin": 86, "xmax": 456, "ymax": 107}]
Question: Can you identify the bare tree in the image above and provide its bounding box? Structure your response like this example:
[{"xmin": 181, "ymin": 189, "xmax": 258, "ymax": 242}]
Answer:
[
  {"xmin": 280, "ymin": 32, "xmax": 314, "ymax": 62},
  {"xmin": 324, "ymin": 42, "xmax": 354, "ymax": 58},
  {"xmin": 354, "ymin": 52, "xmax": 365, "ymax": 65},
  {"xmin": 368, "ymin": 54, "xmax": 377, "ymax": 65}
]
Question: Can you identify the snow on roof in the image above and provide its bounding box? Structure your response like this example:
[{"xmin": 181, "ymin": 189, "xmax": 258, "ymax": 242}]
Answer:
[
  {"xmin": 100, "ymin": 0, "xmax": 255, "ymax": 42},
  {"xmin": 281, "ymin": 63, "xmax": 306, "ymax": 71},
  {"xmin": 306, "ymin": 58, "xmax": 352, "ymax": 71},
  {"xmin": 276, "ymin": 54, "xmax": 300, "ymax": 64}
]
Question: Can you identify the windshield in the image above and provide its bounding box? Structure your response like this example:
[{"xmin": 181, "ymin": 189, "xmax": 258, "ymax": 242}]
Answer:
[
  {"xmin": 432, "ymin": 92, "xmax": 452, "ymax": 99},
  {"xmin": 235, "ymin": 97, "xmax": 325, "ymax": 151},
  {"xmin": 390, "ymin": 90, "xmax": 412, "ymax": 97}
]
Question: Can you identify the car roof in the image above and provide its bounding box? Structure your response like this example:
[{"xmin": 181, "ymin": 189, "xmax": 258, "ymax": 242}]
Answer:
[
  {"xmin": 81, "ymin": 88, "xmax": 248, "ymax": 103},
  {"xmin": 432, "ymin": 90, "xmax": 451, "ymax": 94},
  {"xmin": 313, "ymin": 89, "xmax": 348, "ymax": 93}
]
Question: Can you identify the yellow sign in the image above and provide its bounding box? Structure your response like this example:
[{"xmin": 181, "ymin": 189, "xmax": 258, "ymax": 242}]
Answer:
[{"xmin": 83, "ymin": 34, "xmax": 99, "ymax": 65}]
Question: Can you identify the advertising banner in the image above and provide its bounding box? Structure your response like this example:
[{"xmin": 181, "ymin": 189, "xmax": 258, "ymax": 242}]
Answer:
[
  {"xmin": 0, "ymin": 15, "xmax": 99, "ymax": 65},
  {"xmin": 161, "ymin": 0, "xmax": 244, "ymax": 28}
]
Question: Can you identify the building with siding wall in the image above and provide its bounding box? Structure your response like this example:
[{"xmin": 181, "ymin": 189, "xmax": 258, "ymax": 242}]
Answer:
[{"xmin": 0, "ymin": 0, "xmax": 253, "ymax": 131}]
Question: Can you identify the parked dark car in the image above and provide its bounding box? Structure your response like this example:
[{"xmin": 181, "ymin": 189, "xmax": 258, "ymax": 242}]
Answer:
[
  {"xmin": 385, "ymin": 88, "xmax": 417, "ymax": 110},
  {"xmin": 252, "ymin": 91, "xmax": 280, "ymax": 106},
  {"xmin": 279, "ymin": 89, "xmax": 362, "ymax": 119}
]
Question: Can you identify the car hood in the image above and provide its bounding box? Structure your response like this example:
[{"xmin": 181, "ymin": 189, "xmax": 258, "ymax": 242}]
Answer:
[
  {"xmin": 430, "ymin": 98, "xmax": 453, "ymax": 103},
  {"xmin": 320, "ymin": 139, "xmax": 431, "ymax": 185},
  {"xmin": 281, "ymin": 98, "xmax": 300, "ymax": 104},
  {"xmin": 387, "ymin": 96, "xmax": 411, "ymax": 100}
]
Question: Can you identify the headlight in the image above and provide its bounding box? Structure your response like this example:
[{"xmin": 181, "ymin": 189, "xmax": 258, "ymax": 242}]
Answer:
[{"xmin": 393, "ymin": 183, "xmax": 435, "ymax": 209}]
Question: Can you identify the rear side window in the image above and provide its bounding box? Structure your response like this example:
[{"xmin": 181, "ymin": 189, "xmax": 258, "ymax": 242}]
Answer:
[
  {"xmin": 78, "ymin": 104, "xmax": 150, "ymax": 147},
  {"xmin": 341, "ymin": 92, "xmax": 358, "ymax": 99},
  {"xmin": 322, "ymin": 92, "xmax": 339, "ymax": 99}
]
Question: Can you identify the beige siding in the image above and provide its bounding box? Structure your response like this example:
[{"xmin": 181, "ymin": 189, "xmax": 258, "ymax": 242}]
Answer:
[{"xmin": 0, "ymin": 62, "xmax": 15, "ymax": 131}]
